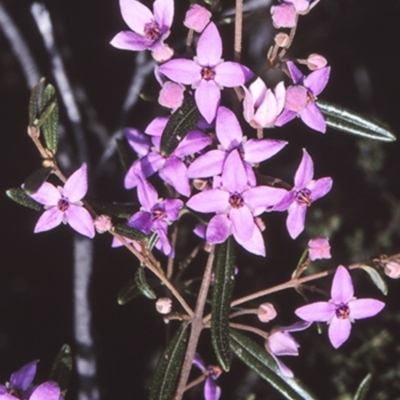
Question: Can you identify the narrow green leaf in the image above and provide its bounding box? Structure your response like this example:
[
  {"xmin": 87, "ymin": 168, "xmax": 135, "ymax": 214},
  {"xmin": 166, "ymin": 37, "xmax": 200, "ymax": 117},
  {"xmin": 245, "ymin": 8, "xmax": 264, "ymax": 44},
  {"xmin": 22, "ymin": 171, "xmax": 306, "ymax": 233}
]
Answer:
[
  {"xmin": 90, "ymin": 200, "xmax": 137, "ymax": 219},
  {"xmin": 147, "ymin": 232, "xmax": 159, "ymax": 252},
  {"xmin": 160, "ymin": 97, "xmax": 201, "ymax": 156},
  {"xmin": 118, "ymin": 278, "xmax": 161, "ymax": 305},
  {"xmin": 230, "ymin": 330, "xmax": 317, "ymax": 400},
  {"xmin": 135, "ymin": 267, "xmax": 157, "ymax": 300},
  {"xmin": 6, "ymin": 188, "xmax": 42, "ymax": 211},
  {"xmin": 29, "ymin": 77, "xmax": 45, "ymax": 125},
  {"xmin": 317, "ymin": 100, "xmax": 396, "ymax": 142},
  {"xmin": 359, "ymin": 265, "xmax": 388, "ymax": 295},
  {"xmin": 40, "ymin": 84, "xmax": 59, "ymax": 152},
  {"xmin": 23, "ymin": 167, "xmax": 52, "ymax": 194},
  {"xmin": 211, "ymin": 237, "xmax": 235, "ymax": 372},
  {"xmin": 113, "ymin": 224, "xmax": 148, "ymax": 242},
  {"xmin": 149, "ymin": 323, "xmax": 189, "ymax": 400},
  {"xmin": 49, "ymin": 344, "xmax": 73, "ymax": 397},
  {"xmin": 354, "ymin": 373, "xmax": 372, "ymax": 400}
]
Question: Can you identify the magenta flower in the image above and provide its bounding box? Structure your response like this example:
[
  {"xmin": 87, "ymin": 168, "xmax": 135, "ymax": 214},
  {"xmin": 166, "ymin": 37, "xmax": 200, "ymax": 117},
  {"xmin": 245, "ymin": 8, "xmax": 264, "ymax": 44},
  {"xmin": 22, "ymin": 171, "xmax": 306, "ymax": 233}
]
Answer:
[
  {"xmin": 242, "ymin": 78, "xmax": 286, "ymax": 129},
  {"xmin": 127, "ymin": 174, "xmax": 183, "ymax": 256},
  {"xmin": 274, "ymin": 149, "xmax": 332, "ymax": 239},
  {"xmin": 265, "ymin": 321, "xmax": 311, "ymax": 378},
  {"xmin": 110, "ymin": 0, "xmax": 174, "ymax": 62},
  {"xmin": 0, "ymin": 360, "xmax": 60, "ymax": 400},
  {"xmin": 308, "ymin": 237, "xmax": 331, "ymax": 261},
  {"xmin": 295, "ymin": 265, "xmax": 385, "ymax": 349},
  {"xmin": 187, "ymin": 106, "xmax": 287, "ymax": 186},
  {"xmin": 187, "ymin": 150, "xmax": 287, "ymax": 256},
  {"xmin": 28, "ymin": 164, "xmax": 95, "ymax": 238},
  {"xmin": 193, "ymin": 354, "xmax": 222, "ymax": 400},
  {"xmin": 158, "ymin": 22, "xmax": 252, "ymax": 123},
  {"xmin": 275, "ymin": 61, "xmax": 330, "ymax": 133}
]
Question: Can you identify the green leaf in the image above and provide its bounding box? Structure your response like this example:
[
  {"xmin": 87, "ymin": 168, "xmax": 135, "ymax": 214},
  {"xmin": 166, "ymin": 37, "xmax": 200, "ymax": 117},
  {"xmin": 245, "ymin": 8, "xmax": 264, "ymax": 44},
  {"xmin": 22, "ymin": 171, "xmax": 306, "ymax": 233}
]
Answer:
[
  {"xmin": 359, "ymin": 265, "xmax": 388, "ymax": 295},
  {"xmin": 113, "ymin": 223, "xmax": 148, "ymax": 242},
  {"xmin": 6, "ymin": 187, "xmax": 42, "ymax": 211},
  {"xmin": 160, "ymin": 97, "xmax": 201, "ymax": 156},
  {"xmin": 23, "ymin": 167, "xmax": 52, "ymax": 194},
  {"xmin": 90, "ymin": 199, "xmax": 137, "ymax": 219},
  {"xmin": 40, "ymin": 84, "xmax": 59, "ymax": 152},
  {"xmin": 229, "ymin": 330, "xmax": 317, "ymax": 400},
  {"xmin": 149, "ymin": 322, "xmax": 189, "ymax": 400},
  {"xmin": 29, "ymin": 78, "xmax": 45, "ymax": 125},
  {"xmin": 317, "ymin": 100, "xmax": 396, "ymax": 142},
  {"xmin": 135, "ymin": 267, "xmax": 157, "ymax": 300},
  {"xmin": 354, "ymin": 373, "xmax": 372, "ymax": 400},
  {"xmin": 147, "ymin": 232, "xmax": 159, "ymax": 252},
  {"xmin": 49, "ymin": 344, "xmax": 73, "ymax": 398},
  {"xmin": 118, "ymin": 278, "xmax": 161, "ymax": 305},
  {"xmin": 211, "ymin": 237, "xmax": 235, "ymax": 372}
]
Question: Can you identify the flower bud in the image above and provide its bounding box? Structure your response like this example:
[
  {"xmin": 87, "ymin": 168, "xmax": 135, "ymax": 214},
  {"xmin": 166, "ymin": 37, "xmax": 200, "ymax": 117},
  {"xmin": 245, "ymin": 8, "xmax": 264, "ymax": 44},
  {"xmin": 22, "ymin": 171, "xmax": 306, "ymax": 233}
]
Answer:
[
  {"xmin": 184, "ymin": 4, "xmax": 212, "ymax": 33},
  {"xmin": 308, "ymin": 237, "xmax": 331, "ymax": 261},
  {"xmin": 384, "ymin": 261, "xmax": 400, "ymax": 279},
  {"xmin": 306, "ymin": 53, "xmax": 328, "ymax": 70},
  {"xmin": 274, "ymin": 32, "xmax": 290, "ymax": 48},
  {"xmin": 158, "ymin": 81, "xmax": 185, "ymax": 110},
  {"xmin": 257, "ymin": 303, "xmax": 277, "ymax": 323},
  {"xmin": 94, "ymin": 215, "xmax": 112, "ymax": 234},
  {"xmin": 156, "ymin": 298, "xmax": 172, "ymax": 314},
  {"xmin": 271, "ymin": 4, "xmax": 297, "ymax": 28}
]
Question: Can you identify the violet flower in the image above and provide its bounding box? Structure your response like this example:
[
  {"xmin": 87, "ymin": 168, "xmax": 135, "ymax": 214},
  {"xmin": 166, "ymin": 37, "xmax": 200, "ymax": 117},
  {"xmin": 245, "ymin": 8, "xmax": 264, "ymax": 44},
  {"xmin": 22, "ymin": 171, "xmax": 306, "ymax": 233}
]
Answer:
[
  {"xmin": 187, "ymin": 149, "xmax": 287, "ymax": 256},
  {"xmin": 124, "ymin": 117, "xmax": 212, "ymax": 197},
  {"xmin": 28, "ymin": 163, "xmax": 95, "ymax": 238},
  {"xmin": 158, "ymin": 22, "xmax": 252, "ymax": 123},
  {"xmin": 193, "ymin": 354, "xmax": 222, "ymax": 400},
  {"xmin": 274, "ymin": 149, "xmax": 332, "ymax": 239},
  {"xmin": 187, "ymin": 106, "xmax": 287, "ymax": 186},
  {"xmin": 265, "ymin": 321, "xmax": 311, "ymax": 378},
  {"xmin": 0, "ymin": 360, "xmax": 60, "ymax": 400},
  {"xmin": 110, "ymin": 0, "xmax": 174, "ymax": 62},
  {"xmin": 127, "ymin": 174, "xmax": 183, "ymax": 256},
  {"xmin": 295, "ymin": 265, "xmax": 385, "ymax": 348},
  {"xmin": 275, "ymin": 61, "xmax": 330, "ymax": 133}
]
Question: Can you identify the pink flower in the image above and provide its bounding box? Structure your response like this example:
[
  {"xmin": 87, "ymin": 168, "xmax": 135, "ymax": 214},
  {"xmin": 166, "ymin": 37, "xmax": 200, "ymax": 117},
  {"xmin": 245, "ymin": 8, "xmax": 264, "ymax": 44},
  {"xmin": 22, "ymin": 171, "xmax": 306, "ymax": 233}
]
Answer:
[
  {"xmin": 158, "ymin": 81, "xmax": 185, "ymax": 109},
  {"xmin": 184, "ymin": 4, "xmax": 211, "ymax": 33},
  {"xmin": 295, "ymin": 266, "xmax": 385, "ymax": 348},
  {"xmin": 28, "ymin": 164, "xmax": 95, "ymax": 238},
  {"xmin": 110, "ymin": 0, "xmax": 174, "ymax": 62},
  {"xmin": 308, "ymin": 237, "xmax": 331, "ymax": 261},
  {"xmin": 271, "ymin": 3, "xmax": 297, "ymax": 28}
]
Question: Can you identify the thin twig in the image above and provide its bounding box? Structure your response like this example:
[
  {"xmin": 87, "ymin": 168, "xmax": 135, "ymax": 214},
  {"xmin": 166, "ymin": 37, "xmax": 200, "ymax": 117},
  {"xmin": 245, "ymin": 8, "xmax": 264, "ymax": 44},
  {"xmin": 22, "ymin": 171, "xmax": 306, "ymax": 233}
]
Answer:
[{"xmin": 234, "ymin": 0, "xmax": 243, "ymax": 62}]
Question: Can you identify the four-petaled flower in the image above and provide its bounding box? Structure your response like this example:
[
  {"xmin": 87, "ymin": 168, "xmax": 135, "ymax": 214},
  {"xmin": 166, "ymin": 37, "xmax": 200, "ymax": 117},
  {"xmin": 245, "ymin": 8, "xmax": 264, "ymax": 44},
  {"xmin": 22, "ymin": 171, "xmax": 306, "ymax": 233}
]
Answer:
[
  {"xmin": 0, "ymin": 360, "xmax": 60, "ymax": 400},
  {"xmin": 274, "ymin": 149, "xmax": 332, "ymax": 239},
  {"xmin": 28, "ymin": 163, "xmax": 95, "ymax": 238},
  {"xmin": 276, "ymin": 61, "xmax": 330, "ymax": 132},
  {"xmin": 110, "ymin": 0, "xmax": 174, "ymax": 62},
  {"xmin": 193, "ymin": 354, "xmax": 222, "ymax": 400},
  {"xmin": 158, "ymin": 22, "xmax": 252, "ymax": 123},
  {"xmin": 187, "ymin": 149, "xmax": 287, "ymax": 256},
  {"xmin": 127, "ymin": 173, "xmax": 183, "ymax": 256},
  {"xmin": 295, "ymin": 265, "xmax": 385, "ymax": 348}
]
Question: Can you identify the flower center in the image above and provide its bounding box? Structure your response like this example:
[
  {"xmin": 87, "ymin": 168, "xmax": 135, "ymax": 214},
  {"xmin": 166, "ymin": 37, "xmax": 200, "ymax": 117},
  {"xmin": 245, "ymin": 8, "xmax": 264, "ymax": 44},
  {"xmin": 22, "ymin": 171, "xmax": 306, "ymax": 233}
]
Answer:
[
  {"xmin": 335, "ymin": 303, "xmax": 350, "ymax": 319},
  {"xmin": 201, "ymin": 66, "xmax": 216, "ymax": 81},
  {"xmin": 144, "ymin": 20, "xmax": 161, "ymax": 41},
  {"xmin": 295, "ymin": 188, "xmax": 312, "ymax": 206},
  {"xmin": 229, "ymin": 192, "xmax": 244, "ymax": 209},
  {"xmin": 57, "ymin": 197, "xmax": 70, "ymax": 212},
  {"xmin": 151, "ymin": 207, "xmax": 164, "ymax": 221}
]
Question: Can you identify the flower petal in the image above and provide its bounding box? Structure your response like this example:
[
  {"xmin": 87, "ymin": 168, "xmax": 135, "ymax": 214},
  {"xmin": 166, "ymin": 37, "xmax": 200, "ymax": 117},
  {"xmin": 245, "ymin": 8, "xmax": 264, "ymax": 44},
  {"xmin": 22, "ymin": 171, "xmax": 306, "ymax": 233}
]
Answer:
[
  {"xmin": 158, "ymin": 59, "xmax": 201, "ymax": 85},
  {"xmin": 274, "ymin": 109, "xmax": 297, "ymax": 127},
  {"xmin": 204, "ymin": 377, "xmax": 221, "ymax": 400},
  {"xmin": 65, "ymin": 205, "xmax": 95, "ymax": 238},
  {"xmin": 304, "ymin": 66, "xmax": 330, "ymax": 96},
  {"xmin": 222, "ymin": 150, "xmax": 247, "ymax": 193},
  {"xmin": 120, "ymin": 0, "xmax": 153, "ymax": 33},
  {"xmin": 215, "ymin": 62, "xmax": 251, "ymax": 87},
  {"xmin": 28, "ymin": 182, "xmax": 60, "ymax": 206},
  {"xmin": 128, "ymin": 211, "xmax": 152, "ymax": 235},
  {"xmin": 206, "ymin": 215, "xmax": 231, "ymax": 244},
  {"xmin": 234, "ymin": 223, "xmax": 265, "ymax": 256},
  {"xmin": 300, "ymin": 102, "xmax": 326, "ymax": 133},
  {"xmin": 328, "ymin": 317, "xmax": 352, "ymax": 349},
  {"xmin": 243, "ymin": 139, "xmax": 287, "ymax": 164},
  {"xmin": 64, "ymin": 163, "xmax": 88, "ymax": 202},
  {"xmin": 137, "ymin": 174, "xmax": 158, "ymax": 210},
  {"xmin": 161, "ymin": 199, "xmax": 183, "ymax": 222},
  {"xmin": 243, "ymin": 186, "xmax": 287, "ymax": 209},
  {"xmin": 286, "ymin": 61, "xmax": 304, "ymax": 84},
  {"xmin": 216, "ymin": 106, "xmax": 243, "ymax": 151},
  {"xmin": 331, "ymin": 265, "xmax": 354, "ymax": 303},
  {"xmin": 110, "ymin": 31, "xmax": 152, "ymax": 51},
  {"xmin": 29, "ymin": 381, "xmax": 60, "ymax": 400},
  {"xmin": 125, "ymin": 128, "xmax": 151, "ymax": 156},
  {"xmin": 10, "ymin": 360, "xmax": 38, "ymax": 391},
  {"xmin": 294, "ymin": 149, "xmax": 313, "ymax": 189},
  {"xmin": 230, "ymin": 206, "xmax": 254, "ymax": 241},
  {"xmin": 349, "ymin": 298, "xmax": 385, "ymax": 320},
  {"xmin": 187, "ymin": 190, "xmax": 229, "ymax": 213},
  {"xmin": 195, "ymin": 79, "xmax": 220, "ymax": 124},
  {"xmin": 174, "ymin": 130, "xmax": 212, "ymax": 158},
  {"xmin": 269, "ymin": 353, "xmax": 294, "ymax": 378},
  {"xmin": 268, "ymin": 331, "xmax": 299, "ymax": 356},
  {"xmin": 187, "ymin": 150, "xmax": 225, "ymax": 178},
  {"xmin": 145, "ymin": 116, "xmax": 168, "ymax": 136},
  {"xmin": 34, "ymin": 208, "xmax": 63, "ymax": 233},
  {"xmin": 295, "ymin": 301, "xmax": 335, "ymax": 322},
  {"xmin": 196, "ymin": 22, "xmax": 222, "ymax": 66},
  {"xmin": 308, "ymin": 177, "xmax": 332, "ymax": 201},
  {"xmin": 153, "ymin": 0, "xmax": 174, "ymax": 31},
  {"xmin": 160, "ymin": 157, "xmax": 191, "ymax": 197},
  {"xmin": 286, "ymin": 202, "xmax": 307, "ymax": 239}
]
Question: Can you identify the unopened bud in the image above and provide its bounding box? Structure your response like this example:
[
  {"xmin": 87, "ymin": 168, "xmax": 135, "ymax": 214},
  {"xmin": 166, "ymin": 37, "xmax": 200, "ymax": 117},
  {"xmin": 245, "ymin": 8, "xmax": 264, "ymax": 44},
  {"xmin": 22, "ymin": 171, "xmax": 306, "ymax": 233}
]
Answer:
[
  {"xmin": 307, "ymin": 53, "xmax": 328, "ymax": 70},
  {"xmin": 257, "ymin": 303, "xmax": 277, "ymax": 323},
  {"xmin": 308, "ymin": 237, "xmax": 331, "ymax": 261},
  {"xmin": 156, "ymin": 298, "xmax": 172, "ymax": 314},
  {"xmin": 184, "ymin": 4, "xmax": 212, "ymax": 33},
  {"xmin": 271, "ymin": 4, "xmax": 297, "ymax": 29},
  {"xmin": 158, "ymin": 81, "xmax": 185, "ymax": 110},
  {"xmin": 274, "ymin": 32, "xmax": 290, "ymax": 48},
  {"xmin": 94, "ymin": 215, "xmax": 112, "ymax": 234},
  {"xmin": 384, "ymin": 261, "xmax": 400, "ymax": 279}
]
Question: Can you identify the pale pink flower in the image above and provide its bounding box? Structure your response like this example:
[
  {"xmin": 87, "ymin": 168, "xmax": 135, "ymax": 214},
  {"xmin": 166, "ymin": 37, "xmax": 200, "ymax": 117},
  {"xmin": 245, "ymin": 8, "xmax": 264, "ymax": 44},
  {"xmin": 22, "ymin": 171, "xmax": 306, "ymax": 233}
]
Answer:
[
  {"xmin": 184, "ymin": 4, "xmax": 211, "ymax": 33},
  {"xmin": 308, "ymin": 237, "xmax": 331, "ymax": 261}
]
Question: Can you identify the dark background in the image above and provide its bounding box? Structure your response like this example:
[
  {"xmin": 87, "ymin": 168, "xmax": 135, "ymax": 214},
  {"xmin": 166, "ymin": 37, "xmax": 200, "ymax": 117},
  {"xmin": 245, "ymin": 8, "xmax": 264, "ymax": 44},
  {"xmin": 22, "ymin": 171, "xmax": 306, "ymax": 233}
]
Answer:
[{"xmin": 1, "ymin": 0, "xmax": 400, "ymax": 399}]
